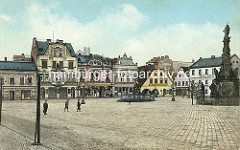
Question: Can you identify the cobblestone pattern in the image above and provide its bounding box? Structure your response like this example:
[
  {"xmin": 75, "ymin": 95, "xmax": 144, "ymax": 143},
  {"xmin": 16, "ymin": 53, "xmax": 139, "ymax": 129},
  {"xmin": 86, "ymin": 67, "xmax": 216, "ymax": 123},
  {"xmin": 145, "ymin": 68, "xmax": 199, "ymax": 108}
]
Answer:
[{"xmin": 1, "ymin": 97, "xmax": 239, "ymax": 149}]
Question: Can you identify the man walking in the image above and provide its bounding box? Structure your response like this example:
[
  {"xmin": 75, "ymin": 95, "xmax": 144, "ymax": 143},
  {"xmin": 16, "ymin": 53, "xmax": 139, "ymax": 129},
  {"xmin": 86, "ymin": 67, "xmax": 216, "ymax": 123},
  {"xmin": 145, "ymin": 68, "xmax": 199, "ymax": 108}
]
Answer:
[
  {"xmin": 77, "ymin": 99, "xmax": 81, "ymax": 112},
  {"xmin": 64, "ymin": 99, "xmax": 69, "ymax": 112},
  {"xmin": 43, "ymin": 100, "xmax": 48, "ymax": 115}
]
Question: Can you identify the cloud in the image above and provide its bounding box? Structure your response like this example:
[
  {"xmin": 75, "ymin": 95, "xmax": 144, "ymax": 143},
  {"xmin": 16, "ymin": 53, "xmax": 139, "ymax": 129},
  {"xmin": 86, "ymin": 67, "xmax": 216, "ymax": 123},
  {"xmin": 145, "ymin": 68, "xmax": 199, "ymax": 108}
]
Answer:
[
  {"xmin": 123, "ymin": 22, "xmax": 240, "ymax": 65},
  {"xmin": 25, "ymin": 3, "xmax": 147, "ymax": 55},
  {"xmin": 0, "ymin": 14, "xmax": 11, "ymax": 22},
  {"xmin": 1, "ymin": 2, "xmax": 239, "ymax": 65}
]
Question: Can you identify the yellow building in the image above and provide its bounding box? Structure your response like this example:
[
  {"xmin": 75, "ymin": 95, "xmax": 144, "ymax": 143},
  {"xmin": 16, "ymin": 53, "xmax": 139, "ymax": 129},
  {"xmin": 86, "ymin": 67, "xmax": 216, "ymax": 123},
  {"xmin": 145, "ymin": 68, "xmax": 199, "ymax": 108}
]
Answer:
[
  {"xmin": 141, "ymin": 69, "xmax": 174, "ymax": 96},
  {"xmin": 31, "ymin": 38, "xmax": 78, "ymax": 99}
]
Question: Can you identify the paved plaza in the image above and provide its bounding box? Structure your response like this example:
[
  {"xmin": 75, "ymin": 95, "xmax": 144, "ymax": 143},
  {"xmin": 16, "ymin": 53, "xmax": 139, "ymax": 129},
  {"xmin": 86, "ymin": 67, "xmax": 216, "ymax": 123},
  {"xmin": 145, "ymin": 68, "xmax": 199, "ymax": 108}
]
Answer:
[{"xmin": 0, "ymin": 97, "xmax": 239, "ymax": 149}]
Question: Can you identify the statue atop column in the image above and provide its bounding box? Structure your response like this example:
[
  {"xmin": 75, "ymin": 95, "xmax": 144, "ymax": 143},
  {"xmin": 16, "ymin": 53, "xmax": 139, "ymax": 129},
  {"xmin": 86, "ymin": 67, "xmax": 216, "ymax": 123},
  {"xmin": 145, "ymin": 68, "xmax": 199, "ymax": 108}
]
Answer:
[{"xmin": 210, "ymin": 24, "xmax": 239, "ymax": 105}]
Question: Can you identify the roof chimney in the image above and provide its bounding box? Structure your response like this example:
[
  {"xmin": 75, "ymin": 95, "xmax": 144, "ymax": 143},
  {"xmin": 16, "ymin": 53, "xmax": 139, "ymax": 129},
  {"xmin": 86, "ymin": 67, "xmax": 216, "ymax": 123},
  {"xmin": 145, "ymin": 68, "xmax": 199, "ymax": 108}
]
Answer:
[
  {"xmin": 192, "ymin": 59, "xmax": 195, "ymax": 63},
  {"xmin": 46, "ymin": 39, "xmax": 51, "ymax": 44},
  {"xmin": 33, "ymin": 37, "xmax": 37, "ymax": 46},
  {"xmin": 4, "ymin": 57, "xmax": 7, "ymax": 61},
  {"xmin": 211, "ymin": 55, "xmax": 215, "ymax": 59},
  {"xmin": 59, "ymin": 40, "xmax": 63, "ymax": 44},
  {"xmin": 200, "ymin": 57, "xmax": 202, "ymax": 59},
  {"xmin": 22, "ymin": 53, "xmax": 24, "ymax": 56}
]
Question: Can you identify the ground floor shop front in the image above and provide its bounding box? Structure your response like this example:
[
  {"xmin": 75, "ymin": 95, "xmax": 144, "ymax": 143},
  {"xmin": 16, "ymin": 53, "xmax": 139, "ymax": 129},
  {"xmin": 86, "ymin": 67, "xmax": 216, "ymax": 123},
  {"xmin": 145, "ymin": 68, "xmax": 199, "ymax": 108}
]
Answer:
[
  {"xmin": 176, "ymin": 87, "xmax": 190, "ymax": 97},
  {"xmin": 2, "ymin": 86, "xmax": 37, "ymax": 100},
  {"xmin": 140, "ymin": 86, "xmax": 174, "ymax": 97},
  {"xmin": 40, "ymin": 83, "xmax": 114, "ymax": 99}
]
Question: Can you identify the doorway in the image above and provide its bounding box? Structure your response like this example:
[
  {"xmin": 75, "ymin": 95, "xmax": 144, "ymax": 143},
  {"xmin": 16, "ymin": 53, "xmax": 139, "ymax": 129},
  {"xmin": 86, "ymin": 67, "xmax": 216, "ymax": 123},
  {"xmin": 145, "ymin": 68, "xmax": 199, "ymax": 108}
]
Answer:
[{"xmin": 10, "ymin": 91, "xmax": 14, "ymax": 100}]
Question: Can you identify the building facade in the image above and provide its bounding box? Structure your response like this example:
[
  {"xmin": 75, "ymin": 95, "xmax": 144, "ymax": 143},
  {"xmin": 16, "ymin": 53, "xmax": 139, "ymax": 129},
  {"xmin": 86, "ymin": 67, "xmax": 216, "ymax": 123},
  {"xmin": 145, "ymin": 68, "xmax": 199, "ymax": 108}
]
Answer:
[
  {"xmin": 140, "ymin": 68, "xmax": 174, "ymax": 97},
  {"xmin": 77, "ymin": 50, "xmax": 113, "ymax": 97},
  {"xmin": 189, "ymin": 55, "xmax": 239, "ymax": 97},
  {"xmin": 31, "ymin": 38, "xmax": 78, "ymax": 99},
  {"xmin": 107, "ymin": 53, "xmax": 138, "ymax": 97},
  {"xmin": 174, "ymin": 67, "xmax": 190, "ymax": 97},
  {"xmin": 0, "ymin": 61, "xmax": 37, "ymax": 100}
]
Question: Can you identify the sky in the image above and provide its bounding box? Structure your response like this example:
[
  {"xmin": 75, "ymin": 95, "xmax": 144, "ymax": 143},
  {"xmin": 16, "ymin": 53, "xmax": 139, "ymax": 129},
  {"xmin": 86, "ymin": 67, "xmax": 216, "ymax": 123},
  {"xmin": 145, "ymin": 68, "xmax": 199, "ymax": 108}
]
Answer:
[{"xmin": 0, "ymin": 0, "xmax": 240, "ymax": 65}]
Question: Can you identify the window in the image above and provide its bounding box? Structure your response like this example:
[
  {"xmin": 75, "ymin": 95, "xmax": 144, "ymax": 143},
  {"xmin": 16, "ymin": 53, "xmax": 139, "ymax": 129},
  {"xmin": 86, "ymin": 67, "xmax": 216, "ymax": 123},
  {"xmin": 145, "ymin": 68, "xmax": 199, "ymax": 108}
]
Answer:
[
  {"xmin": 160, "ymin": 78, "xmax": 163, "ymax": 84},
  {"xmin": 20, "ymin": 77, "xmax": 24, "ymax": 85},
  {"xmin": 121, "ymin": 73, "xmax": 125, "ymax": 82},
  {"xmin": 186, "ymin": 81, "xmax": 188, "ymax": 86},
  {"xmin": 127, "ymin": 74, "xmax": 130, "ymax": 82},
  {"xmin": 154, "ymin": 72, "xmax": 157, "ymax": 76},
  {"xmin": 205, "ymin": 69, "xmax": 208, "ymax": 75},
  {"xmin": 0, "ymin": 76, "xmax": 4, "ymax": 83},
  {"xmin": 68, "ymin": 61, "xmax": 73, "ymax": 69},
  {"xmin": 150, "ymin": 79, "xmax": 153, "ymax": 84},
  {"xmin": 199, "ymin": 69, "xmax": 202, "ymax": 75},
  {"xmin": 233, "ymin": 61, "xmax": 235, "ymax": 63},
  {"xmin": 155, "ymin": 79, "xmax": 158, "ymax": 84},
  {"xmin": 175, "ymin": 82, "xmax": 177, "ymax": 86},
  {"xmin": 205, "ymin": 80, "xmax": 208, "ymax": 85},
  {"xmin": 205, "ymin": 89, "xmax": 208, "ymax": 94},
  {"xmin": 10, "ymin": 78, "xmax": 14, "ymax": 85},
  {"xmin": 54, "ymin": 50, "xmax": 57, "ymax": 57},
  {"xmin": 42, "ymin": 60, "xmax": 47, "ymax": 69},
  {"xmin": 53, "ymin": 61, "xmax": 56, "ymax": 69},
  {"xmin": 192, "ymin": 70, "xmax": 195, "ymax": 76},
  {"xmin": 114, "ymin": 74, "xmax": 118, "ymax": 82},
  {"xmin": 160, "ymin": 72, "xmax": 163, "ymax": 76},
  {"xmin": 165, "ymin": 79, "xmax": 168, "ymax": 84},
  {"xmin": 179, "ymin": 74, "xmax": 181, "ymax": 77},
  {"xmin": 199, "ymin": 80, "xmax": 201, "ymax": 83},
  {"xmin": 27, "ymin": 77, "xmax": 32, "ymax": 85},
  {"xmin": 40, "ymin": 75, "xmax": 43, "ymax": 81},
  {"xmin": 59, "ymin": 61, "xmax": 63, "ymax": 69},
  {"xmin": 59, "ymin": 50, "xmax": 63, "ymax": 57},
  {"xmin": 45, "ymin": 74, "xmax": 49, "ymax": 81},
  {"xmin": 178, "ymin": 81, "xmax": 181, "ymax": 86},
  {"xmin": 237, "ymin": 61, "xmax": 239, "ymax": 63},
  {"xmin": 182, "ymin": 81, "xmax": 184, "ymax": 86}
]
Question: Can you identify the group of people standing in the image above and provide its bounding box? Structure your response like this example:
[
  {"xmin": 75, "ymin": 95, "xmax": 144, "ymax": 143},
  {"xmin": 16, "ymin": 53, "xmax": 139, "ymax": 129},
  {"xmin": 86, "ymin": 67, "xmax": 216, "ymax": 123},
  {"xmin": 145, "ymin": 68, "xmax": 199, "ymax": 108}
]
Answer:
[{"xmin": 43, "ymin": 99, "xmax": 85, "ymax": 115}]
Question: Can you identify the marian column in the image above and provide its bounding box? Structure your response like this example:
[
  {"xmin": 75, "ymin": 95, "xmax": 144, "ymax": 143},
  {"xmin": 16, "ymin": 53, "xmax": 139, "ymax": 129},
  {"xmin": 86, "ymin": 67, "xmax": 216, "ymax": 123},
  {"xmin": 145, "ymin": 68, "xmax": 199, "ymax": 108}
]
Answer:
[
  {"xmin": 215, "ymin": 24, "xmax": 239, "ymax": 105},
  {"xmin": 219, "ymin": 24, "xmax": 232, "ymax": 80}
]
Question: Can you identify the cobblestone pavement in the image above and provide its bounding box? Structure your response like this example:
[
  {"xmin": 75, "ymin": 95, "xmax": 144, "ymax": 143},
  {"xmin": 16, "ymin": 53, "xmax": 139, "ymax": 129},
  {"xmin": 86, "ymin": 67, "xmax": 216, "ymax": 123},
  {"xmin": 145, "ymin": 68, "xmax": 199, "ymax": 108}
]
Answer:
[{"xmin": 0, "ymin": 97, "xmax": 239, "ymax": 149}]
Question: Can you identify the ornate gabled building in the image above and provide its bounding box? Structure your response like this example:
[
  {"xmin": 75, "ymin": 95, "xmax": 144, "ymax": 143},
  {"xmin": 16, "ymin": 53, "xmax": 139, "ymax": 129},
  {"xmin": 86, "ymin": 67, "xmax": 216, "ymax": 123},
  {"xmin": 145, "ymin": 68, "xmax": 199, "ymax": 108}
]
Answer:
[
  {"xmin": 106, "ymin": 53, "xmax": 138, "ymax": 97},
  {"xmin": 31, "ymin": 38, "xmax": 78, "ymax": 99},
  {"xmin": 77, "ymin": 50, "xmax": 112, "ymax": 97}
]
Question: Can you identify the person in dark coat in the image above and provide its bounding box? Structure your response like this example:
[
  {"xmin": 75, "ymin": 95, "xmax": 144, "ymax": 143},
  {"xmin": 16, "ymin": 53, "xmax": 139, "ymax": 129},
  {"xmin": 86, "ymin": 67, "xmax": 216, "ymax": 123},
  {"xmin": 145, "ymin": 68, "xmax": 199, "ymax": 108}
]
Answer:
[
  {"xmin": 64, "ymin": 99, "xmax": 69, "ymax": 112},
  {"xmin": 77, "ymin": 99, "xmax": 81, "ymax": 112},
  {"xmin": 43, "ymin": 100, "xmax": 48, "ymax": 115}
]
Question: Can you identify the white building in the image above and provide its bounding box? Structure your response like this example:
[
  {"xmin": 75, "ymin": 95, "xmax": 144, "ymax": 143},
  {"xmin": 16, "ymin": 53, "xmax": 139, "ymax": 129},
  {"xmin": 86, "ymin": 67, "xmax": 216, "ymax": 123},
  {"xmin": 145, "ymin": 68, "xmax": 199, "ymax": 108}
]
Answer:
[
  {"xmin": 189, "ymin": 55, "xmax": 240, "ymax": 97},
  {"xmin": 174, "ymin": 67, "xmax": 190, "ymax": 96}
]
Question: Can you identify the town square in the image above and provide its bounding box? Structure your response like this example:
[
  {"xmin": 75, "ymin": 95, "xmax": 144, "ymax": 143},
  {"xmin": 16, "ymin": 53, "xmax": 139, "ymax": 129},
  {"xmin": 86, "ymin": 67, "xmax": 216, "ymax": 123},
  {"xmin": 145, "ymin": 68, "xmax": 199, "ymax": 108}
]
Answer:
[{"xmin": 0, "ymin": 0, "xmax": 240, "ymax": 149}]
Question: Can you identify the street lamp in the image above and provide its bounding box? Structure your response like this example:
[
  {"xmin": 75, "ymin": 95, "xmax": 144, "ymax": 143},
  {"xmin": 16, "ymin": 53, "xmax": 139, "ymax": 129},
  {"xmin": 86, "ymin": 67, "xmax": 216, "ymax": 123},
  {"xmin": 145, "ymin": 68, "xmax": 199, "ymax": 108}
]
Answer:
[
  {"xmin": 0, "ymin": 79, "xmax": 6, "ymax": 125},
  {"xmin": 34, "ymin": 73, "xmax": 41, "ymax": 145},
  {"xmin": 171, "ymin": 85, "xmax": 175, "ymax": 101}
]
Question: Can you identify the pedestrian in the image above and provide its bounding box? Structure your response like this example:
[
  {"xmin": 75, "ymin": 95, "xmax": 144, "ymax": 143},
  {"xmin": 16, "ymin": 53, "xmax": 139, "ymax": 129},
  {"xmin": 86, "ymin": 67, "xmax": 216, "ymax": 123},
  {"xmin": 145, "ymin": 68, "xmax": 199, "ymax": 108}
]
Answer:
[
  {"xmin": 77, "ymin": 99, "xmax": 81, "ymax": 112},
  {"xmin": 43, "ymin": 100, "xmax": 48, "ymax": 115},
  {"xmin": 64, "ymin": 99, "xmax": 69, "ymax": 112}
]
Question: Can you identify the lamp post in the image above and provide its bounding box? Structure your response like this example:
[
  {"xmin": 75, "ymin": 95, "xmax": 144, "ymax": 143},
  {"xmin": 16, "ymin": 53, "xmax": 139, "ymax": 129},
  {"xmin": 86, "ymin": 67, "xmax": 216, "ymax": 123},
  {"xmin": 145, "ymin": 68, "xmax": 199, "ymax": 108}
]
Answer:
[
  {"xmin": 171, "ymin": 85, "xmax": 175, "ymax": 101},
  {"xmin": 34, "ymin": 73, "xmax": 41, "ymax": 145},
  {"xmin": 0, "ymin": 79, "xmax": 5, "ymax": 125}
]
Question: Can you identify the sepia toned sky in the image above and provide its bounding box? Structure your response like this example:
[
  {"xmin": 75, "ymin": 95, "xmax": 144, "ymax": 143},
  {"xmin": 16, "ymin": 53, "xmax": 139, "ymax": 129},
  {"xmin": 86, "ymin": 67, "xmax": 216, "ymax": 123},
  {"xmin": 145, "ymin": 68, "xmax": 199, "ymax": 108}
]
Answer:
[{"xmin": 0, "ymin": 0, "xmax": 240, "ymax": 65}]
